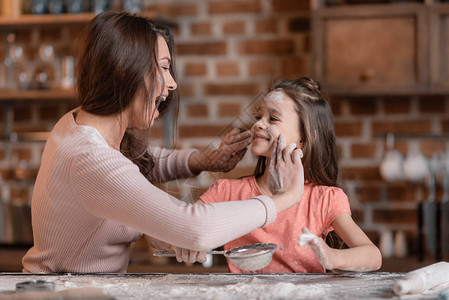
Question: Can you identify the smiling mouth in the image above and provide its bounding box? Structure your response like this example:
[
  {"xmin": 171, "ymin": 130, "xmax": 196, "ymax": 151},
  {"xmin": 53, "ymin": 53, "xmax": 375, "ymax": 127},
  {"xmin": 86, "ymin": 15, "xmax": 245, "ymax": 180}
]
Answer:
[
  {"xmin": 155, "ymin": 95, "xmax": 168, "ymax": 110},
  {"xmin": 252, "ymin": 133, "xmax": 270, "ymax": 142}
]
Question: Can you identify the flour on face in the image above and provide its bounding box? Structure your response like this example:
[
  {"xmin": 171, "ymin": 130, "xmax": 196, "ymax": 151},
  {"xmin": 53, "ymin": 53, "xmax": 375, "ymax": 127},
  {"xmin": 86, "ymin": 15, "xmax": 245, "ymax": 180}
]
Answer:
[{"xmin": 265, "ymin": 90, "xmax": 284, "ymax": 104}]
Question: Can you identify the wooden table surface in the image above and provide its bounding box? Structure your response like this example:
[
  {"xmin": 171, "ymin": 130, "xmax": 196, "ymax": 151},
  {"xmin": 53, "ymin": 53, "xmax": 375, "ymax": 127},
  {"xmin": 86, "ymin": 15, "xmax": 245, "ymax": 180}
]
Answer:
[{"xmin": 0, "ymin": 272, "xmax": 448, "ymax": 299}]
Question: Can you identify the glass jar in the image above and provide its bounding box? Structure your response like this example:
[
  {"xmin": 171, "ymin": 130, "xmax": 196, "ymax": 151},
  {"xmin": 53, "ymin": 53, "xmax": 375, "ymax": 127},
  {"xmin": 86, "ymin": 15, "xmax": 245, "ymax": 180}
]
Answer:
[{"xmin": 33, "ymin": 44, "xmax": 58, "ymax": 90}]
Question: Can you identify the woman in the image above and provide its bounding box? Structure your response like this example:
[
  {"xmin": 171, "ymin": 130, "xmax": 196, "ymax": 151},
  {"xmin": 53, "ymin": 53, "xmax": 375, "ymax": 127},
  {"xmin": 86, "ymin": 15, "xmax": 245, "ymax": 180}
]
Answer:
[{"xmin": 22, "ymin": 11, "xmax": 304, "ymax": 273}]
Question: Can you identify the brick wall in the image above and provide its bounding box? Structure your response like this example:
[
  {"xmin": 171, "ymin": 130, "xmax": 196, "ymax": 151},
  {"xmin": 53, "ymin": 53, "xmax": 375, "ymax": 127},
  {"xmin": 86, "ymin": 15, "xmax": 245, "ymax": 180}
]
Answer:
[{"xmin": 1, "ymin": 0, "xmax": 449, "ymax": 255}]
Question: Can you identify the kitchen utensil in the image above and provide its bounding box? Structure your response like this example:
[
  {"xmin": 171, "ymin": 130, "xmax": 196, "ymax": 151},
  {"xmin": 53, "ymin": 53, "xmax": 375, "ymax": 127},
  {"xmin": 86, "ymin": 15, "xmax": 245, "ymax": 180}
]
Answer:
[
  {"xmin": 11, "ymin": 202, "xmax": 23, "ymax": 243},
  {"xmin": 1, "ymin": 201, "xmax": 14, "ymax": 243},
  {"xmin": 16, "ymin": 280, "xmax": 55, "ymax": 291},
  {"xmin": 394, "ymin": 230, "xmax": 407, "ymax": 258},
  {"xmin": 33, "ymin": 44, "xmax": 57, "ymax": 90},
  {"xmin": 379, "ymin": 230, "xmax": 394, "ymax": 258},
  {"xmin": 66, "ymin": 0, "xmax": 84, "ymax": 13},
  {"xmin": 417, "ymin": 201, "xmax": 424, "ymax": 261},
  {"xmin": 93, "ymin": 0, "xmax": 109, "ymax": 14},
  {"xmin": 422, "ymin": 154, "xmax": 437, "ymax": 258},
  {"xmin": 60, "ymin": 56, "xmax": 75, "ymax": 89},
  {"xmin": 380, "ymin": 150, "xmax": 405, "ymax": 182},
  {"xmin": 48, "ymin": 0, "xmax": 63, "ymax": 14},
  {"xmin": 380, "ymin": 133, "xmax": 405, "ymax": 182},
  {"xmin": 31, "ymin": 0, "xmax": 48, "ymax": 14},
  {"xmin": 22, "ymin": 203, "xmax": 33, "ymax": 244},
  {"xmin": 123, "ymin": 0, "xmax": 143, "ymax": 13},
  {"xmin": 5, "ymin": 44, "xmax": 33, "ymax": 90},
  {"xmin": 440, "ymin": 151, "xmax": 449, "ymax": 260},
  {"xmin": 393, "ymin": 261, "xmax": 449, "ymax": 295},
  {"xmin": 441, "ymin": 202, "xmax": 449, "ymax": 260},
  {"xmin": 404, "ymin": 148, "xmax": 429, "ymax": 183},
  {"xmin": 0, "ymin": 201, "xmax": 3, "ymax": 243},
  {"xmin": 154, "ymin": 243, "xmax": 281, "ymax": 271}
]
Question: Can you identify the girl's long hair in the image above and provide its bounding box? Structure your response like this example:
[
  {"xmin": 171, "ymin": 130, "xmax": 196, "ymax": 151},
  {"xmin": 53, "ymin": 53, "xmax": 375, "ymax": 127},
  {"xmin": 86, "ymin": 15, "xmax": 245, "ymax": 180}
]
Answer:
[
  {"xmin": 254, "ymin": 77, "xmax": 339, "ymax": 187},
  {"xmin": 76, "ymin": 11, "xmax": 178, "ymax": 181}
]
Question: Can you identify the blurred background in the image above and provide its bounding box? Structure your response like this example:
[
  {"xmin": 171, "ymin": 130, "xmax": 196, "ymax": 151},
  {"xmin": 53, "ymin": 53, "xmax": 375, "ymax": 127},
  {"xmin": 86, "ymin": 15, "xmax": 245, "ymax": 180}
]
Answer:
[{"xmin": 0, "ymin": 0, "xmax": 448, "ymax": 273}]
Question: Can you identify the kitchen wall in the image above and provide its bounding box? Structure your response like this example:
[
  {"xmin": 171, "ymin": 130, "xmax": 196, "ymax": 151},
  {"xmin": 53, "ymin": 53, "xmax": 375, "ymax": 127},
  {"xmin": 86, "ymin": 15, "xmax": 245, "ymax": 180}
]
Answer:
[{"xmin": 1, "ymin": 0, "xmax": 449, "ymax": 257}]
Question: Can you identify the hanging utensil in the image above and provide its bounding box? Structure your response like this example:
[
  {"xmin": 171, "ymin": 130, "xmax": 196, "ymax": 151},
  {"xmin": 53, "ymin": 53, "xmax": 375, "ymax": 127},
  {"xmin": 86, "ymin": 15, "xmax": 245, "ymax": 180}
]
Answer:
[
  {"xmin": 417, "ymin": 200, "xmax": 425, "ymax": 261},
  {"xmin": 440, "ymin": 151, "xmax": 449, "ymax": 260},
  {"xmin": 423, "ymin": 153, "xmax": 439, "ymax": 258}
]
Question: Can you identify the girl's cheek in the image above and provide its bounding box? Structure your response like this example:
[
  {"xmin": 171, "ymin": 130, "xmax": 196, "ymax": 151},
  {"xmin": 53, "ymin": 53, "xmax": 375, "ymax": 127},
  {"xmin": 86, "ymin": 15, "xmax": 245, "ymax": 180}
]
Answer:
[
  {"xmin": 250, "ymin": 123, "xmax": 257, "ymax": 141},
  {"xmin": 267, "ymin": 125, "xmax": 280, "ymax": 140}
]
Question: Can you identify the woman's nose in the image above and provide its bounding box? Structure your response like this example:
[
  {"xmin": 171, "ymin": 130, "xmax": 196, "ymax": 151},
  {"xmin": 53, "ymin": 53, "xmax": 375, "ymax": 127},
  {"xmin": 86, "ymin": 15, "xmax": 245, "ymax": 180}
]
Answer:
[{"xmin": 166, "ymin": 72, "xmax": 177, "ymax": 91}]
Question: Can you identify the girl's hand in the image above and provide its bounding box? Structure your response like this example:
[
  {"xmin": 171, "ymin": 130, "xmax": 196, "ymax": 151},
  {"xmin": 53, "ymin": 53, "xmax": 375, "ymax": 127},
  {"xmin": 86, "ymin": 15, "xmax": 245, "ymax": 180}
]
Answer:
[
  {"xmin": 268, "ymin": 128, "xmax": 304, "ymax": 205},
  {"xmin": 299, "ymin": 227, "xmax": 336, "ymax": 270},
  {"xmin": 189, "ymin": 128, "xmax": 251, "ymax": 173}
]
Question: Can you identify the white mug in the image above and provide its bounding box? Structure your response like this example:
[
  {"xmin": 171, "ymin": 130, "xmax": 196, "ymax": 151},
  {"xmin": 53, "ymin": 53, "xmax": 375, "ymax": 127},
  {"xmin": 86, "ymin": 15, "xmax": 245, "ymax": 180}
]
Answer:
[
  {"xmin": 379, "ymin": 230, "xmax": 394, "ymax": 258},
  {"xmin": 380, "ymin": 149, "xmax": 405, "ymax": 182},
  {"xmin": 403, "ymin": 148, "xmax": 429, "ymax": 183}
]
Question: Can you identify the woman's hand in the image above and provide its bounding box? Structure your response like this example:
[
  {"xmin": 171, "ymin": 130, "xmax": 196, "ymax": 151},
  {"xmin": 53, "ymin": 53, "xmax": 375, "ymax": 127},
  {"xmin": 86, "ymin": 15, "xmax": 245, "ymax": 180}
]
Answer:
[
  {"xmin": 145, "ymin": 235, "xmax": 207, "ymax": 264},
  {"xmin": 269, "ymin": 128, "xmax": 304, "ymax": 212},
  {"xmin": 171, "ymin": 247, "xmax": 207, "ymax": 264},
  {"xmin": 189, "ymin": 128, "xmax": 251, "ymax": 174},
  {"xmin": 299, "ymin": 227, "xmax": 336, "ymax": 270}
]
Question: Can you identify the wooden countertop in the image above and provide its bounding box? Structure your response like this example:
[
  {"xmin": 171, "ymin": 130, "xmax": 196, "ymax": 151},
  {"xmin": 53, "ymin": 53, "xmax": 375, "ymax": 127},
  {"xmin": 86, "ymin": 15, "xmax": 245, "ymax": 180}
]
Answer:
[{"xmin": 0, "ymin": 272, "xmax": 448, "ymax": 299}]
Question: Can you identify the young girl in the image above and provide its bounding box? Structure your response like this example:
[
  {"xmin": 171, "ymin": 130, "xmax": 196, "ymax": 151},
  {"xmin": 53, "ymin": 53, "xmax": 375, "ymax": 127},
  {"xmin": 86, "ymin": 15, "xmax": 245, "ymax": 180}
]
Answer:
[{"xmin": 199, "ymin": 77, "xmax": 382, "ymax": 273}]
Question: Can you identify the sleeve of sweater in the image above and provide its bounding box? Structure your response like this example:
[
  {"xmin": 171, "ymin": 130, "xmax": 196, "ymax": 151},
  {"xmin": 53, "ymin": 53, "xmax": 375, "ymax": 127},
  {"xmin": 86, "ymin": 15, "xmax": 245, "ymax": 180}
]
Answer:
[
  {"xmin": 147, "ymin": 146, "xmax": 197, "ymax": 182},
  {"xmin": 73, "ymin": 147, "xmax": 277, "ymax": 251}
]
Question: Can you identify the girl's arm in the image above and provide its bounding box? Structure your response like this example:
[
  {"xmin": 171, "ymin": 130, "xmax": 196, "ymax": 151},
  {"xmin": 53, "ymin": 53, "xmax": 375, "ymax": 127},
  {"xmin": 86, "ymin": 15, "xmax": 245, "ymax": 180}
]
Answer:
[{"xmin": 299, "ymin": 213, "xmax": 382, "ymax": 272}]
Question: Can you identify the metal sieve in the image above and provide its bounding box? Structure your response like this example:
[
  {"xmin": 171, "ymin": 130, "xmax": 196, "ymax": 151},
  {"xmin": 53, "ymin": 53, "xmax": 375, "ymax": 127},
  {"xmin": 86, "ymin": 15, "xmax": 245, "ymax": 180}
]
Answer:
[{"xmin": 154, "ymin": 243, "xmax": 281, "ymax": 271}]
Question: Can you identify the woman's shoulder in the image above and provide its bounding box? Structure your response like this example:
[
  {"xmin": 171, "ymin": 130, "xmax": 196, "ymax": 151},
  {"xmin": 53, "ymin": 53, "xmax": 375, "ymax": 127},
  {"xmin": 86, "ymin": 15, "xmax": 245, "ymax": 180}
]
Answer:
[{"xmin": 52, "ymin": 125, "xmax": 131, "ymax": 173}]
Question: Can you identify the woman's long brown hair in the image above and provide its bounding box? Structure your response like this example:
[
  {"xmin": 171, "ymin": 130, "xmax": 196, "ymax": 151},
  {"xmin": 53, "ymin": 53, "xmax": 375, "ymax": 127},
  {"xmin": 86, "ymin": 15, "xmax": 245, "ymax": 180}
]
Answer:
[
  {"xmin": 254, "ymin": 77, "xmax": 339, "ymax": 187},
  {"xmin": 76, "ymin": 11, "xmax": 178, "ymax": 181}
]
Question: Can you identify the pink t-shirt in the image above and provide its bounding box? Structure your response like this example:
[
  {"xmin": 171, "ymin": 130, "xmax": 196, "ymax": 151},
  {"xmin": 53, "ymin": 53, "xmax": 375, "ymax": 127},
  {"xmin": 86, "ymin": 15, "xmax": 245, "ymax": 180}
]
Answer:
[{"xmin": 200, "ymin": 176, "xmax": 351, "ymax": 273}]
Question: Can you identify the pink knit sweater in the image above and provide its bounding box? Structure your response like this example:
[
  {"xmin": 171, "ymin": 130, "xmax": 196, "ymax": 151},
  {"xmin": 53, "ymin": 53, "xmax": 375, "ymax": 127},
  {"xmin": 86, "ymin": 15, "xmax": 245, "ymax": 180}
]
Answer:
[{"xmin": 22, "ymin": 110, "xmax": 277, "ymax": 273}]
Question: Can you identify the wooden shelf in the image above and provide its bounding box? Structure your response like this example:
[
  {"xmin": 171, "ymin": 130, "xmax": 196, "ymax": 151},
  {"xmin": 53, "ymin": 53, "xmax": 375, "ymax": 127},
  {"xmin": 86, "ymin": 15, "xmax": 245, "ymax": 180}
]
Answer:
[
  {"xmin": 0, "ymin": 11, "xmax": 158, "ymax": 30},
  {"xmin": 0, "ymin": 89, "xmax": 77, "ymax": 101},
  {"xmin": 0, "ymin": 13, "xmax": 95, "ymax": 29},
  {"xmin": 2, "ymin": 131, "xmax": 50, "ymax": 142}
]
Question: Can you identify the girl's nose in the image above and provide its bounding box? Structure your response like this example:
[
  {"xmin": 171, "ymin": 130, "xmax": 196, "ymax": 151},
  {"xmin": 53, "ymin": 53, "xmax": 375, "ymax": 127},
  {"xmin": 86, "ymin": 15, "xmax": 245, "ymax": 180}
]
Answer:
[{"xmin": 252, "ymin": 119, "xmax": 266, "ymax": 131}]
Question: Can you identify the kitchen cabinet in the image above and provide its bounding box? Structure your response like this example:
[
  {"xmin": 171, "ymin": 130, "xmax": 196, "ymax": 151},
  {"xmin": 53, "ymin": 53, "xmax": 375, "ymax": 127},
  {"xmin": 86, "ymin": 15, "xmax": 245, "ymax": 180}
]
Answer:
[
  {"xmin": 0, "ymin": 11, "xmax": 169, "ymax": 142},
  {"xmin": 312, "ymin": 1, "xmax": 449, "ymax": 95},
  {"xmin": 0, "ymin": 13, "xmax": 91, "ymax": 143},
  {"xmin": 429, "ymin": 4, "xmax": 449, "ymax": 93}
]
